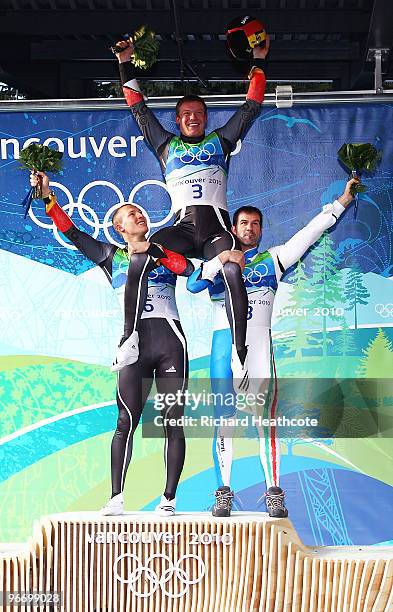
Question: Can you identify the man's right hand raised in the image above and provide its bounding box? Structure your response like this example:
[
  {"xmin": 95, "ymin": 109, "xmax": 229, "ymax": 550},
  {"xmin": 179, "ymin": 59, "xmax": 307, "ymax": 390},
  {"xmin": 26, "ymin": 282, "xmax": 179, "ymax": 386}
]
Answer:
[{"xmin": 115, "ymin": 40, "xmax": 135, "ymax": 64}]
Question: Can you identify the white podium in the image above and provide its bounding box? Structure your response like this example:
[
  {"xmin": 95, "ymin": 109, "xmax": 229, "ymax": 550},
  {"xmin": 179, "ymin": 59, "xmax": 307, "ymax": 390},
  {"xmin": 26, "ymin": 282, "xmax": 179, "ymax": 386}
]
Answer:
[{"xmin": 1, "ymin": 512, "xmax": 393, "ymax": 611}]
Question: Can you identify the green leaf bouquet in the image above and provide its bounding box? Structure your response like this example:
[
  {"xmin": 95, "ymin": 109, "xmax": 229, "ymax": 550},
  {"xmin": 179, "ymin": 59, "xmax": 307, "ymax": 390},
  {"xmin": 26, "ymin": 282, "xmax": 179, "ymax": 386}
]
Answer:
[
  {"xmin": 131, "ymin": 25, "xmax": 160, "ymax": 70},
  {"xmin": 337, "ymin": 143, "xmax": 381, "ymax": 196},
  {"xmin": 19, "ymin": 143, "xmax": 63, "ymax": 215},
  {"xmin": 111, "ymin": 26, "xmax": 160, "ymax": 70}
]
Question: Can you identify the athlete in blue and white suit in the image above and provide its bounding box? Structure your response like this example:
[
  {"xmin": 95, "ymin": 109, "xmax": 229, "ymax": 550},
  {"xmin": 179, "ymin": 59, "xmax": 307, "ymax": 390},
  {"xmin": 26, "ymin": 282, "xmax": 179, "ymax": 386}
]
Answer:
[{"xmin": 187, "ymin": 178, "xmax": 358, "ymax": 517}]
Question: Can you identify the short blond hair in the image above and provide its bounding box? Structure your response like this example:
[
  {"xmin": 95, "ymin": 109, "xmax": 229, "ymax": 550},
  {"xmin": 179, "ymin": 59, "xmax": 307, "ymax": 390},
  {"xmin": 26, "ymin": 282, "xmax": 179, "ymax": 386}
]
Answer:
[{"xmin": 111, "ymin": 204, "xmax": 140, "ymax": 236}]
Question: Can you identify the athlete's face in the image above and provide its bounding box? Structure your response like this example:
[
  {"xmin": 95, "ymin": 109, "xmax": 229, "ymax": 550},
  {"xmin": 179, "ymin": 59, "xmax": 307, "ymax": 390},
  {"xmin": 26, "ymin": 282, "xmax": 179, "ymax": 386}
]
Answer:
[
  {"xmin": 232, "ymin": 212, "xmax": 262, "ymax": 249},
  {"xmin": 176, "ymin": 101, "xmax": 208, "ymax": 138},
  {"xmin": 115, "ymin": 205, "xmax": 148, "ymax": 239}
]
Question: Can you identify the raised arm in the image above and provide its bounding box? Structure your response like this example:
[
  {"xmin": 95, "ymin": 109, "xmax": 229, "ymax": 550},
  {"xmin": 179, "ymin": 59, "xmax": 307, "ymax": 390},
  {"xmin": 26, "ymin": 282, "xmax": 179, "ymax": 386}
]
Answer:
[
  {"xmin": 271, "ymin": 178, "xmax": 358, "ymax": 279},
  {"xmin": 217, "ymin": 42, "xmax": 269, "ymax": 153},
  {"xmin": 116, "ymin": 41, "xmax": 173, "ymax": 158},
  {"xmin": 31, "ymin": 172, "xmax": 115, "ymax": 268}
]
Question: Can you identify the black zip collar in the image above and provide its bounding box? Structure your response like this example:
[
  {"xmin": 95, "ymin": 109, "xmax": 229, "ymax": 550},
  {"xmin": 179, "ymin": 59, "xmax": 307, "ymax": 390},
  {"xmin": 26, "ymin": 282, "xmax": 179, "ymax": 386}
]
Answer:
[{"xmin": 180, "ymin": 133, "xmax": 206, "ymax": 144}]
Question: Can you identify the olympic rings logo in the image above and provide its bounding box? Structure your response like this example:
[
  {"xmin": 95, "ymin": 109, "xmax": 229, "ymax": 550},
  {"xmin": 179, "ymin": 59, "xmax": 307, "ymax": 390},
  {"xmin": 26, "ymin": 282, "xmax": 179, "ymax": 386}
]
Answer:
[
  {"xmin": 114, "ymin": 552, "xmax": 206, "ymax": 599},
  {"xmin": 174, "ymin": 142, "xmax": 216, "ymax": 164},
  {"xmin": 242, "ymin": 262, "xmax": 269, "ymax": 286},
  {"xmin": 27, "ymin": 179, "xmax": 174, "ymax": 250},
  {"xmin": 375, "ymin": 303, "xmax": 393, "ymax": 318}
]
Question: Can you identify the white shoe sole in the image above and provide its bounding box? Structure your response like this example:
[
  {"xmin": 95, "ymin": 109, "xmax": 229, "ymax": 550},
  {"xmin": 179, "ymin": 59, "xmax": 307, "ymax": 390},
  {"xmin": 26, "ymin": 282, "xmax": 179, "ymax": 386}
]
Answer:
[
  {"xmin": 155, "ymin": 509, "xmax": 175, "ymax": 517},
  {"xmin": 101, "ymin": 505, "xmax": 124, "ymax": 516},
  {"xmin": 101, "ymin": 494, "xmax": 124, "ymax": 516}
]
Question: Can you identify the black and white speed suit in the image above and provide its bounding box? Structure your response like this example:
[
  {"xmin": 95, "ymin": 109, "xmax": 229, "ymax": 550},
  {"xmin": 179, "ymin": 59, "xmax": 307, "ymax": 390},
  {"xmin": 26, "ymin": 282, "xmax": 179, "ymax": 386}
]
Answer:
[
  {"xmin": 119, "ymin": 59, "xmax": 267, "ymax": 366},
  {"xmin": 45, "ymin": 195, "xmax": 191, "ymax": 499}
]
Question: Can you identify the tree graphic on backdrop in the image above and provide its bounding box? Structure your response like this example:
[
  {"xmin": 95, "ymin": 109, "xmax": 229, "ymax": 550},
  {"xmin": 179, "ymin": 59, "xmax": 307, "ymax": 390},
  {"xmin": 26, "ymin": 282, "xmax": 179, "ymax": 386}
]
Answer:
[
  {"xmin": 275, "ymin": 259, "xmax": 313, "ymax": 358},
  {"xmin": 335, "ymin": 317, "xmax": 356, "ymax": 357},
  {"xmin": 344, "ymin": 265, "xmax": 370, "ymax": 330},
  {"xmin": 357, "ymin": 328, "xmax": 393, "ymax": 377},
  {"xmin": 307, "ymin": 232, "xmax": 344, "ymax": 356}
]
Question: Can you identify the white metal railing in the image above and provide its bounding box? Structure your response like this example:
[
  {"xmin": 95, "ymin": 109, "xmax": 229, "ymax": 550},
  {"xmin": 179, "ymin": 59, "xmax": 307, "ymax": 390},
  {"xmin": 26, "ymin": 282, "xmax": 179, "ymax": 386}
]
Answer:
[{"xmin": 0, "ymin": 89, "xmax": 393, "ymax": 112}]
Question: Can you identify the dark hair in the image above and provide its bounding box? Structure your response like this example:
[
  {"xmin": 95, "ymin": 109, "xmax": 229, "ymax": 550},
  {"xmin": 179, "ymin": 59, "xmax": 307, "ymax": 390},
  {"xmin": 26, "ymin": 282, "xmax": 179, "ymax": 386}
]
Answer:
[
  {"xmin": 232, "ymin": 206, "xmax": 263, "ymax": 227},
  {"xmin": 175, "ymin": 95, "xmax": 207, "ymax": 117}
]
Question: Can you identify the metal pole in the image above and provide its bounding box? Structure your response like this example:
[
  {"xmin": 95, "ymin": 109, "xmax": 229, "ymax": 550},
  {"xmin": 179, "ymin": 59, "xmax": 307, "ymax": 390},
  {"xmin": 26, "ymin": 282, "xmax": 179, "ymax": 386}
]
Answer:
[
  {"xmin": 366, "ymin": 48, "xmax": 390, "ymax": 94},
  {"xmin": 170, "ymin": 0, "xmax": 186, "ymax": 88},
  {"xmin": 374, "ymin": 49, "xmax": 383, "ymax": 94},
  {"xmin": 169, "ymin": 0, "xmax": 208, "ymax": 92}
]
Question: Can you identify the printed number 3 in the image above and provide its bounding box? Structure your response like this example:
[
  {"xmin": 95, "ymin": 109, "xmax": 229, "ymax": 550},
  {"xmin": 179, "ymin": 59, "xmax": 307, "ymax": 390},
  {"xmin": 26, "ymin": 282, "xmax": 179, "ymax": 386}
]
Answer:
[{"xmin": 192, "ymin": 184, "xmax": 203, "ymax": 199}]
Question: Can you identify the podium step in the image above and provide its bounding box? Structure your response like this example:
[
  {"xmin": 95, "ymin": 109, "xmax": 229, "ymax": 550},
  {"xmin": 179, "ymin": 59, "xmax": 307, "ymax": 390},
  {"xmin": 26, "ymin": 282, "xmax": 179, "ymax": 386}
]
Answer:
[{"xmin": 1, "ymin": 512, "xmax": 393, "ymax": 611}]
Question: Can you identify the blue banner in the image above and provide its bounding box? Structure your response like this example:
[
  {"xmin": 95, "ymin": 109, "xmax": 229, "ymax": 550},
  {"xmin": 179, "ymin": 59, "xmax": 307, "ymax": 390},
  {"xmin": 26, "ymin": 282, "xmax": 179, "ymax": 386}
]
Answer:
[{"xmin": 0, "ymin": 102, "xmax": 393, "ymax": 545}]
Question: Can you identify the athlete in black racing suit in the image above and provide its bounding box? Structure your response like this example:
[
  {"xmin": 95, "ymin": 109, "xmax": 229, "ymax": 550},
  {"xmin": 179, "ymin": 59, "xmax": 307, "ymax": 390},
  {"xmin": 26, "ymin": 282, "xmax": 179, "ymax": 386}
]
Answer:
[
  {"xmin": 114, "ymin": 38, "xmax": 269, "ymax": 387},
  {"xmin": 31, "ymin": 171, "xmax": 194, "ymax": 517}
]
